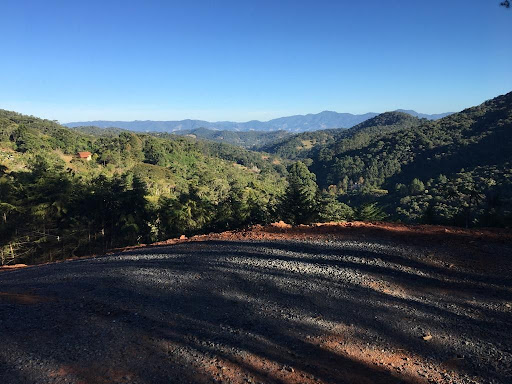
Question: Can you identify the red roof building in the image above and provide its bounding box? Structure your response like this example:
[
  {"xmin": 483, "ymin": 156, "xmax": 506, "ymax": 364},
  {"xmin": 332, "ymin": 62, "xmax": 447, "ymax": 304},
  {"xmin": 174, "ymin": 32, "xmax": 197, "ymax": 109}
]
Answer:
[{"xmin": 77, "ymin": 151, "xmax": 92, "ymax": 161}]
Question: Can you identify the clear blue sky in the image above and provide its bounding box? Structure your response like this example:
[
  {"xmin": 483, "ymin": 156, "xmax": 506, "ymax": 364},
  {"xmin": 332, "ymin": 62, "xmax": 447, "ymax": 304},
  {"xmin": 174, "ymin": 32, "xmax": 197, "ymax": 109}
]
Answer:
[{"xmin": 1, "ymin": 0, "xmax": 510, "ymax": 122}]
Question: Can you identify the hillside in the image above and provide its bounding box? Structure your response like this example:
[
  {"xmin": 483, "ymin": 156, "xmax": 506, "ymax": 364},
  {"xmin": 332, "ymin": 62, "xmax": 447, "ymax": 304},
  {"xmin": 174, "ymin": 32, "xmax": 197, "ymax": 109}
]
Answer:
[
  {"xmin": 153, "ymin": 128, "xmax": 292, "ymax": 149},
  {"xmin": 307, "ymin": 92, "xmax": 512, "ymax": 226},
  {"xmin": 1, "ymin": 92, "xmax": 510, "ymax": 266},
  {"xmin": 64, "ymin": 109, "xmax": 449, "ymax": 133},
  {"xmin": 0, "ymin": 109, "xmax": 285, "ymax": 178},
  {"xmin": 72, "ymin": 125, "xmax": 129, "ymax": 137},
  {"xmin": 254, "ymin": 92, "xmax": 512, "ymax": 227},
  {"xmin": 308, "ymin": 92, "xmax": 512, "ymax": 186},
  {"xmin": 0, "ymin": 109, "xmax": 287, "ymax": 265},
  {"xmin": 259, "ymin": 111, "xmax": 423, "ymax": 160},
  {"xmin": 71, "ymin": 126, "xmax": 292, "ymax": 149}
]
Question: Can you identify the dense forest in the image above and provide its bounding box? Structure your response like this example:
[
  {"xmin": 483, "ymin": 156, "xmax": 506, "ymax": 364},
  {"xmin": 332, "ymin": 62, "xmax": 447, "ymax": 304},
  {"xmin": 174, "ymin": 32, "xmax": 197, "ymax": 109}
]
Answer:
[
  {"xmin": 1, "ymin": 91, "xmax": 511, "ymax": 265},
  {"xmin": 0, "ymin": 110, "xmax": 289, "ymax": 265},
  {"xmin": 261, "ymin": 92, "xmax": 512, "ymax": 228}
]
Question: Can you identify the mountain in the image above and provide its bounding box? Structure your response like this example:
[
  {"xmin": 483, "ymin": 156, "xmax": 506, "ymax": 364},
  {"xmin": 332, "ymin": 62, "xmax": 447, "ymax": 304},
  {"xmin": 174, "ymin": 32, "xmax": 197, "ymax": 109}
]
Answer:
[
  {"xmin": 307, "ymin": 92, "xmax": 512, "ymax": 226},
  {"xmin": 258, "ymin": 111, "xmax": 424, "ymax": 160},
  {"xmin": 252, "ymin": 92, "xmax": 512, "ymax": 226},
  {"xmin": 306, "ymin": 92, "xmax": 512, "ymax": 188},
  {"xmin": 1, "ymin": 92, "xmax": 511, "ymax": 268},
  {"xmin": 64, "ymin": 109, "xmax": 450, "ymax": 133}
]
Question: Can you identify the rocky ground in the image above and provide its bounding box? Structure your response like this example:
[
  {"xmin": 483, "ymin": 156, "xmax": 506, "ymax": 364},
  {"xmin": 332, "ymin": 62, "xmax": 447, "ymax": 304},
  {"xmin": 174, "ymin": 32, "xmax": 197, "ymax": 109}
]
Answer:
[{"xmin": 1, "ymin": 222, "xmax": 511, "ymax": 384}]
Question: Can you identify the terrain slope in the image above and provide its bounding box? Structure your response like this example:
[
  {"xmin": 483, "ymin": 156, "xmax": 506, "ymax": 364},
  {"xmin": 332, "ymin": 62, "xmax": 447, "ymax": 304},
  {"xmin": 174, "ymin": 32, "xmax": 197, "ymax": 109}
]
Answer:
[{"xmin": 0, "ymin": 222, "xmax": 511, "ymax": 384}]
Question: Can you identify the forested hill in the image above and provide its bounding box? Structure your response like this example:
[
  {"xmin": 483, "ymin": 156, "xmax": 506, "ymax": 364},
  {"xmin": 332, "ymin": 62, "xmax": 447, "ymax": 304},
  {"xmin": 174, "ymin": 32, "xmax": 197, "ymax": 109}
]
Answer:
[
  {"xmin": 1, "ymin": 92, "xmax": 510, "ymax": 266},
  {"xmin": 0, "ymin": 109, "xmax": 287, "ymax": 265},
  {"xmin": 72, "ymin": 125, "xmax": 292, "ymax": 149},
  {"xmin": 307, "ymin": 91, "xmax": 512, "ymax": 226},
  {"xmin": 0, "ymin": 109, "xmax": 285, "ymax": 176},
  {"xmin": 348, "ymin": 111, "xmax": 425, "ymax": 135},
  {"xmin": 308, "ymin": 91, "xmax": 512, "ymax": 188},
  {"xmin": 72, "ymin": 125, "xmax": 129, "ymax": 137},
  {"xmin": 151, "ymin": 128, "xmax": 292, "ymax": 149},
  {"xmin": 259, "ymin": 111, "xmax": 423, "ymax": 160}
]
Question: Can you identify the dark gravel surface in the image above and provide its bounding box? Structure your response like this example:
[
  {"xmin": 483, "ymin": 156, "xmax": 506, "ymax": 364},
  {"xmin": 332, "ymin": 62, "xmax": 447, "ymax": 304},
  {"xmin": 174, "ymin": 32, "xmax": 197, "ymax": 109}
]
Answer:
[{"xmin": 1, "ymin": 238, "xmax": 511, "ymax": 384}]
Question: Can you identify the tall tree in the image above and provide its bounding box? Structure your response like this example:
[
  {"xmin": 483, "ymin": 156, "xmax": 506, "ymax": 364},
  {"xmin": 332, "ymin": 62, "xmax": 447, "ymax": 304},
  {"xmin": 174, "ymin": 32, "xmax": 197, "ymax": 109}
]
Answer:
[{"xmin": 281, "ymin": 162, "xmax": 319, "ymax": 224}]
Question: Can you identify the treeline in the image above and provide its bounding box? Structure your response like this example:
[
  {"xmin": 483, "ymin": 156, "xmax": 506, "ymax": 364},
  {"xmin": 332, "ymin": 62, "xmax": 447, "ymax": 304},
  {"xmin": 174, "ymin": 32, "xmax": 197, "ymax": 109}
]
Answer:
[
  {"xmin": 260, "ymin": 112, "xmax": 424, "ymax": 160},
  {"xmin": 152, "ymin": 128, "xmax": 292, "ymax": 149},
  {"xmin": 0, "ymin": 154, "xmax": 282, "ymax": 265},
  {"xmin": 0, "ymin": 156, "xmax": 375, "ymax": 266}
]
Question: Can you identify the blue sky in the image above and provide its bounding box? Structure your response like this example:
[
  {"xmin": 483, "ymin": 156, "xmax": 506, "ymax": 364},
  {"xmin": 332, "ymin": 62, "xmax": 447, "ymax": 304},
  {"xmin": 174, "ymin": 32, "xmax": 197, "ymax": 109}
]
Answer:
[{"xmin": 0, "ymin": 0, "xmax": 510, "ymax": 122}]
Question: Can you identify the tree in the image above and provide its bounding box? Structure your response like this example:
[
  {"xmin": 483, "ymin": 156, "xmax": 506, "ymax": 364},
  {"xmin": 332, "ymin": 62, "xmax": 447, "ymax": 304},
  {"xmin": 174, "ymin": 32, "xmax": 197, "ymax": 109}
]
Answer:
[
  {"xmin": 409, "ymin": 178, "xmax": 425, "ymax": 195},
  {"xmin": 317, "ymin": 192, "xmax": 354, "ymax": 222},
  {"xmin": 280, "ymin": 162, "xmax": 319, "ymax": 224},
  {"xmin": 356, "ymin": 203, "xmax": 387, "ymax": 221},
  {"xmin": 143, "ymin": 138, "xmax": 167, "ymax": 166}
]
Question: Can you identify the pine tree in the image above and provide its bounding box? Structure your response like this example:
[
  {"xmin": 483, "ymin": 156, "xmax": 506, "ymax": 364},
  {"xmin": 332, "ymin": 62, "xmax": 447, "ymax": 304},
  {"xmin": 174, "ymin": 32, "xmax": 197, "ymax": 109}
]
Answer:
[{"xmin": 281, "ymin": 162, "xmax": 319, "ymax": 224}]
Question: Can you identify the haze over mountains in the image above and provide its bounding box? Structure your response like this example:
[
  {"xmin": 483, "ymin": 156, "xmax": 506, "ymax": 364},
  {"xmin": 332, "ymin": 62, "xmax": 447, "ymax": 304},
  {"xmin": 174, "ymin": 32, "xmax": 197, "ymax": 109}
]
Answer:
[{"xmin": 65, "ymin": 110, "xmax": 453, "ymax": 133}]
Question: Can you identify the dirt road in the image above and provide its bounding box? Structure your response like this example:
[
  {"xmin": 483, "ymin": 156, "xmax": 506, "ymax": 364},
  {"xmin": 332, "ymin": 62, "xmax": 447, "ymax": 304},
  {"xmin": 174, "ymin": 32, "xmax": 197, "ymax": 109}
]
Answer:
[{"xmin": 1, "ymin": 223, "xmax": 511, "ymax": 383}]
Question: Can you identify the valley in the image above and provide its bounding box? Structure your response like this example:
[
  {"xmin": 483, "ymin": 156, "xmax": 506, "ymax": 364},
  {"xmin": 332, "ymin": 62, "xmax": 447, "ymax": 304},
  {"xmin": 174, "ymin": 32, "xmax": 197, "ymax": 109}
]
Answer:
[{"xmin": 1, "ymin": 92, "xmax": 511, "ymax": 267}]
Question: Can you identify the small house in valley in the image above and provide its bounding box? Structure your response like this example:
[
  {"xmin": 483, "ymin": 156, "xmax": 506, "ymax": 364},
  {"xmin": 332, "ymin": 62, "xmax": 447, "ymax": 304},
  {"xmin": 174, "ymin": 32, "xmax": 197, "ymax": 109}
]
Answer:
[{"xmin": 76, "ymin": 151, "xmax": 92, "ymax": 161}]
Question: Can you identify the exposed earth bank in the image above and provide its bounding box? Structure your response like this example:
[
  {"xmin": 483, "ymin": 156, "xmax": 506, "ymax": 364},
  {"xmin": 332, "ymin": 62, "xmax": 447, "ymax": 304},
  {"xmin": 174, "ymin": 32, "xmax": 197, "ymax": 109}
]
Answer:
[{"xmin": 1, "ymin": 222, "xmax": 511, "ymax": 384}]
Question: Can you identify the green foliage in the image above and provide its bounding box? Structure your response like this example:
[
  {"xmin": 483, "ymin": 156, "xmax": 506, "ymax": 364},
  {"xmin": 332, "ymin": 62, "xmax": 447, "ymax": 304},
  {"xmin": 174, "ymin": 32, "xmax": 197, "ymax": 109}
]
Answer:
[
  {"xmin": 396, "ymin": 168, "xmax": 512, "ymax": 227},
  {"xmin": 356, "ymin": 203, "xmax": 388, "ymax": 221},
  {"xmin": 0, "ymin": 110, "xmax": 91, "ymax": 154},
  {"xmin": 409, "ymin": 178, "xmax": 425, "ymax": 195},
  {"xmin": 317, "ymin": 192, "xmax": 354, "ymax": 222},
  {"xmin": 263, "ymin": 92, "xmax": 512, "ymax": 227},
  {"xmin": 261, "ymin": 111, "xmax": 423, "ymax": 161},
  {"xmin": 0, "ymin": 109, "xmax": 288, "ymax": 265},
  {"xmin": 1, "ymin": 91, "xmax": 511, "ymax": 265},
  {"xmin": 280, "ymin": 162, "xmax": 319, "ymax": 224}
]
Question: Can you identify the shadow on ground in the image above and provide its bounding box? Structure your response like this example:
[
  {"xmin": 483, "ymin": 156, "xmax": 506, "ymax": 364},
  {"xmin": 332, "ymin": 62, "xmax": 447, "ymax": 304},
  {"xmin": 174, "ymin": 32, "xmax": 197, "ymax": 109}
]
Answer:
[{"xmin": 0, "ymin": 239, "xmax": 511, "ymax": 383}]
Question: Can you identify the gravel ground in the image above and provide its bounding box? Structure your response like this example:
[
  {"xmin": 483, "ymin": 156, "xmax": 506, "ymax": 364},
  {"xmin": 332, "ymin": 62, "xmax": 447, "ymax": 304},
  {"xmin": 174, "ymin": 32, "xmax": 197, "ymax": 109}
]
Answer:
[{"xmin": 1, "ymin": 235, "xmax": 511, "ymax": 384}]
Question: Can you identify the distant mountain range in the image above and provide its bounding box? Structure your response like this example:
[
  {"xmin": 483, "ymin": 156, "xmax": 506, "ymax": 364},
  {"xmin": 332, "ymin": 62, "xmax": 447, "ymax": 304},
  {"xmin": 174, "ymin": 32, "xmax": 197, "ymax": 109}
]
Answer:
[{"xmin": 64, "ymin": 110, "xmax": 453, "ymax": 133}]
